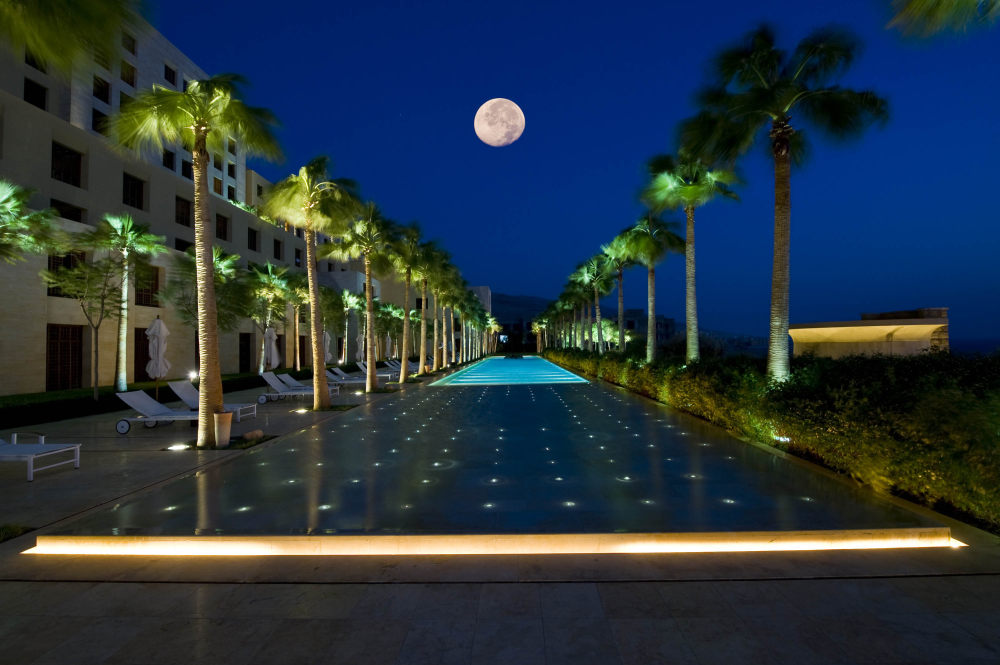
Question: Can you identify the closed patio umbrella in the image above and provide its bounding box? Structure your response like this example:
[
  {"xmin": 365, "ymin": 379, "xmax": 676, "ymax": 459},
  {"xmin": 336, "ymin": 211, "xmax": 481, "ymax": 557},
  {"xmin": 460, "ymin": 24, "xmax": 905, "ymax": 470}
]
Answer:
[
  {"xmin": 264, "ymin": 327, "xmax": 281, "ymax": 369},
  {"xmin": 145, "ymin": 317, "xmax": 170, "ymax": 399},
  {"xmin": 323, "ymin": 330, "xmax": 333, "ymax": 364}
]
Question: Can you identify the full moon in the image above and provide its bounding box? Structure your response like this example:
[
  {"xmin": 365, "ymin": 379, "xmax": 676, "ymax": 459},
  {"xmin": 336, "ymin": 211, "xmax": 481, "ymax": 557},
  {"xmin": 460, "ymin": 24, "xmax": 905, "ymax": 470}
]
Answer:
[{"xmin": 473, "ymin": 98, "xmax": 525, "ymax": 147}]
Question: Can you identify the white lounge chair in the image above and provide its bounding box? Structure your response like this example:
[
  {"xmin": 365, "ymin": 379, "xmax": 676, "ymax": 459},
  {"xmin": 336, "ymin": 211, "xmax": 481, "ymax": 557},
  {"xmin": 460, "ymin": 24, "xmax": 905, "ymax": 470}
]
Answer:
[
  {"xmin": 358, "ymin": 361, "xmax": 398, "ymax": 381},
  {"xmin": 115, "ymin": 391, "xmax": 199, "ymax": 434},
  {"xmin": 0, "ymin": 432, "xmax": 80, "ymax": 481},
  {"xmin": 327, "ymin": 368, "xmax": 367, "ymax": 385},
  {"xmin": 387, "ymin": 359, "xmax": 420, "ymax": 373},
  {"xmin": 167, "ymin": 380, "xmax": 257, "ymax": 423},
  {"xmin": 259, "ymin": 371, "xmax": 338, "ymax": 403},
  {"xmin": 278, "ymin": 373, "xmax": 340, "ymax": 397}
]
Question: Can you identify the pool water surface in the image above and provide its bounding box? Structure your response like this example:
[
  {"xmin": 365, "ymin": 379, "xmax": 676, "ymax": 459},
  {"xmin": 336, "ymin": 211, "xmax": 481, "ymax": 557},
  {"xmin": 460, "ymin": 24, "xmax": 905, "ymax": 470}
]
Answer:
[{"xmin": 50, "ymin": 360, "xmax": 941, "ymax": 537}]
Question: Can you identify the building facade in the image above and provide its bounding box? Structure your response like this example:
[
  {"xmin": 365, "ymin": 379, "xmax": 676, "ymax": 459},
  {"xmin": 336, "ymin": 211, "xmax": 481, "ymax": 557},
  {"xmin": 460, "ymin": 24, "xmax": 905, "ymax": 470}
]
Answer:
[
  {"xmin": 788, "ymin": 308, "xmax": 950, "ymax": 358},
  {"xmin": 0, "ymin": 21, "xmax": 366, "ymax": 396}
]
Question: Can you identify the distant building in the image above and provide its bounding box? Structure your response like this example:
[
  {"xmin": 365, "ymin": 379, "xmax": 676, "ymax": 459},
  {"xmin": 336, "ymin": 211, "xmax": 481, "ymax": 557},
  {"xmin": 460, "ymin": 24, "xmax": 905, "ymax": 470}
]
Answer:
[
  {"xmin": 789, "ymin": 308, "xmax": 949, "ymax": 358},
  {"xmin": 470, "ymin": 286, "xmax": 492, "ymax": 315},
  {"xmin": 622, "ymin": 309, "xmax": 676, "ymax": 347}
]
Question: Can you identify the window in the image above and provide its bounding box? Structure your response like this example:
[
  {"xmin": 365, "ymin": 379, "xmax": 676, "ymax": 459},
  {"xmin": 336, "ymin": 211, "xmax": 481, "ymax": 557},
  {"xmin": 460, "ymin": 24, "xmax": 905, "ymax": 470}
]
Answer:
[
  {"xmin": 215, "ymin": 214, "xmax": 229, "ymax": 240},
  {"xmin": 50, "ymin": 199, "xmax": 85, "ymax": 223},
  {"xmin": 175, "ymin": 196, "xmax": 191, "ymax": 226},
  {"xmin": 119, "ymin": 91, "xmax": 133, "ymax": 109},
  {"xmin": 135, "ymin": 266, "xmax": 160, "ymax": 307},
  {"xmin": 94, "ymin": 47, "xmax": 110, "ymax": 70},
  {"xmin": 415, "ymin": 297, "xmax": 423, "ymax": 310},
  {"xmin": 122, "ymin": 173, "xmax": 145, "ymax": 209},
  {"xmin": 273, "ymin": 238, "xmax": 283, "ymax": 260},
  {"xmin": 327, "ymin": 262, "xmax": 334, "ymax": 272},
  {"xmin": 213, "ymin": 177, "xmax": 222, "ymax": 195},
  {"xmin": 162, "ymin": 150, "xmax": 175, "ymax": 170},
  {"xmin": 227, "ymin": 138, "xmax": 237, "ymax": 155},
  {"xmin": 120, "ymin": 61, "xmax": 136, "ymax": 87},
  {"xmin": 46, "ymin": 324, "xmax": 83, "ymax": 391},
  {"xmin": 247, "ymin": 227, "xmax": 259, "ymax": 252},
  {"xmin": 24, "ymin": 50, "xmax": 46, "ymax": 72},
  {"xmin": 51, "ymin": 142, "xmax": 83, "ymax": 187},
  {"xmin": 23, "ymin": 78, "xmax": 47, "ymax": 110},
  {"xmin": 181, "ymin": 160, "xmax": 193, "ymax": 179},
  {"xmin": 122, "ymin": 32, "xmax": 136, "ymax": 55},
  {"xmin": 296, "ymin": 228, "xmax": 304, "ymax": 239},
  {"xmin": 256, "ymin": 184, "xmax": 263, "ymax": 198},
  {"xmin": 47, "ymin": 252, "xmax": 84, "ymax": 297},
  {"xmin": 227, "ymin": 185, "xmax": 236, "ymax": 201},
  {"xmin": 174, "ymin": 238, "xmax": 192, "ymax": 252},
  {"xmin": 294, "ymin": 248, "xmax": 302, "ymax": 267},
  {"xmin": 227, "ymin": 162, "xmax": 236, "ymax": 178},
  {"xmin": 182, "ymin": 79, "xmax": 190, "ymax": 91},
  {"xmin": 92, "ymin": 76, "xmax": 110, "ymax": 103},
  {"xmin": 163, "ymin": 64, "xmax": 176, "ymax": 85},
  {"xmin": 91, "ymin": 108, "xmax": 108, "ymax": 135},
  {"xmin": 213, "ymin": 154, "xmax": 222, "ymax": 170}
]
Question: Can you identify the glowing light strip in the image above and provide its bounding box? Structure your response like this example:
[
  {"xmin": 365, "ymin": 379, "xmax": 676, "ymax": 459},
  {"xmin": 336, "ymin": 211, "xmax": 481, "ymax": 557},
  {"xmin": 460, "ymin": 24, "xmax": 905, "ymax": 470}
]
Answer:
[{"xmin": 23, "ymin": 528, "xmax": 961, "ymax": 557}]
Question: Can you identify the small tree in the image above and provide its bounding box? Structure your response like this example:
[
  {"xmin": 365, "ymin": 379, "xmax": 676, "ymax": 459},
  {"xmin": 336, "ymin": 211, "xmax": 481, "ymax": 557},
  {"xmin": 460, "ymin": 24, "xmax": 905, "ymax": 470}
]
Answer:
[
  {"xmin": 285, "ymin": 272, "xmax": 309, "ymax": 371},
  {"xmin": 0, "ymin": 179, "xmax": 60, "ymax": 263},
  {"xmin": 248, "ymin": 262, "xmax": 289, "ymax": 374},
  {"xmin": 42, "ymin": 255, "xmax": 121, "ymax": 400}
]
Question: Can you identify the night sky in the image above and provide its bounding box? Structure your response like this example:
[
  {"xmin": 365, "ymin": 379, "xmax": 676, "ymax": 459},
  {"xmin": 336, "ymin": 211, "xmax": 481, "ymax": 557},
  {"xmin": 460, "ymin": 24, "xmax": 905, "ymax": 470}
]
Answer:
[{"xmin": 151, "ymin": 0, "xmax": 998, "ymax": 344}]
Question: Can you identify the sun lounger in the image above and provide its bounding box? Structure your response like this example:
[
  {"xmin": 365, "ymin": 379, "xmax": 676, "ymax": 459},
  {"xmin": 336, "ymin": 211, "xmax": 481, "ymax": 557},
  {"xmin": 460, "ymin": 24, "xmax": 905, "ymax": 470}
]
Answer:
[
  {"xmin": 278, "ymin": 373, "xmax": 340, "ymax": 396},
  {"xmin": 358, "ymin": 361, "xmax": 398, "ymax": 381},
  {"xmin": 259, "ymin": 371, "xmax": 338, "ymax": 403},
  {"xmin": 0, "ymin": 432, "xmax": 80, "ymax": 481},
  {"xmin": 328, "ymin": 367, "xmax": 366, "ymax": 384},
  {"xmin": 115, "ymin": 390, "xmax": 199, "ymax": 434},
  {"xmin": 167, "ymin": 380, "xmax": 257, "ymax": 423}
]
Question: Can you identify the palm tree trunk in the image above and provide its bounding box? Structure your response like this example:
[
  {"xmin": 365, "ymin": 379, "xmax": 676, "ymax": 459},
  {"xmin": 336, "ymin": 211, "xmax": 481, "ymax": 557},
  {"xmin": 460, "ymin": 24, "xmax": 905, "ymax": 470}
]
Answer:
[
  {"xmin": 617, "ymin": 270, "xmax": 624, "ymax": 352},
  {"xmin": 293, "ymin": 306, "xmax": 300, "ymax": 371},
  {"xmin": 768, "ymin": 124, "xmax": 793, "ymax": 382},
  {"xmin": 646, "ymin": 265, "xmax": 656, "ymax": 364},
  {"xmin": 449, "ymin": 308, "xmax": 457, "ymax": 364},
  {"xmin": 400, "ymin": 268, "xmax": 411, "ymax": 383},
  {"xmin": 91, "ymin": 324, "xmax": 100, "ymax": 401},
  {"xmin": 418, "ymin": 279, "xmax": 428, "ymax": 374},
  {"xmin": 305, "ymin": 226, "xmax": 330, "ymax": 408},
  {"xmin": 114, "ymin": 254, "xmax": 129, "ymax": 391},
  {"xmin": 432, "ymin": 291, "xmax": 440, "ymax": 371},
  {"xmin": 685, "ymin": 205, "xmax": 699, "ymax": 364},
  {"xmin": 594, "ymin": 287, "xmax": 604, "ymax": 355},
  {"xmin": 343, "ymin": 311, "xmax": 349, "ymax": 364},
  {"xmin": 364, "ymin": 255, "xmax": 376, "ymax": 392},
  {"xmin": 192, "ymin": 136, "xmax": 223, "ymax": 446}
]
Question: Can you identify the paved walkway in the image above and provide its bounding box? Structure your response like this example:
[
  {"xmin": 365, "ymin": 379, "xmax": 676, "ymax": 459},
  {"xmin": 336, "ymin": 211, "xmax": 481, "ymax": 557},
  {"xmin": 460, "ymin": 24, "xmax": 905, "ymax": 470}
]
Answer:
[{"xmin": 1, "ymin": 372, "xmax": 999, "ymax": 664}]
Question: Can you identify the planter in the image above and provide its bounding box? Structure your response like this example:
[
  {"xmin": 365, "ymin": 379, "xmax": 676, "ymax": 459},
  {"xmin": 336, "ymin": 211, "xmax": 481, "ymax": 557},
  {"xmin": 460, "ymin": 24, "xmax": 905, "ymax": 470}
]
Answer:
[{"xmin": 213, "ymin": 411, "xmax": 233, "ymax": 448}]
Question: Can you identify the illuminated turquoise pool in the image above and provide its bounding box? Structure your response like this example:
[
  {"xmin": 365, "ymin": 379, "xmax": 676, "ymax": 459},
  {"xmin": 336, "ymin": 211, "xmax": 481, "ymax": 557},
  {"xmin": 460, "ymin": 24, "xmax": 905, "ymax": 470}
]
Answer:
[{"xmin": 430, "ymin": 356, "xmax": 588, "ymax": 386}]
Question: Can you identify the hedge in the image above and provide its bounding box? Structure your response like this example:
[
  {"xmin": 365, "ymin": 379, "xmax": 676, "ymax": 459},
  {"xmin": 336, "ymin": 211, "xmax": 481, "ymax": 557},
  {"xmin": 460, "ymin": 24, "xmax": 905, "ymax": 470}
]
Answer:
[{"xmin": 544, "ymin": 348, "xmax": 1000, "ymax": 531}]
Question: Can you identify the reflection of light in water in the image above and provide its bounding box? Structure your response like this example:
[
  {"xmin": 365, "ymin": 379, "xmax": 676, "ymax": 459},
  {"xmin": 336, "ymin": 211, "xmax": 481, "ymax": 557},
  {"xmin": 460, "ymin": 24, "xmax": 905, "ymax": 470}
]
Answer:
[
  {"xmin": 722, "ymin": 498, "xmax": 736, "ymax": 504},
  {"xmin": 163, "ymin": 506, "xmax": 178, "ymax": 512},
  {"xmin": 236, "ymin": 506, "xmax": 251, "ymax": 512},
  {"xmin": 641, "ymin": 499, "xmax": 655, "ymax": 505},
  {"xmin": 167, "ymin": 443, "xmax": 189, "ymax": 451},
  {"xmin": 562, "ymin": 501, "xmax": 576, "ymax": 507},
  {"xmin": 801, "ymin": 496, "xmax": 814, "ymax": 502},
  {"xmin": 483, "ymin": 503, "xmax": 495, "ymax": 509},
  {"xmin": 318, "ymin": 504, "xmax": 332, "ymax": 511}
]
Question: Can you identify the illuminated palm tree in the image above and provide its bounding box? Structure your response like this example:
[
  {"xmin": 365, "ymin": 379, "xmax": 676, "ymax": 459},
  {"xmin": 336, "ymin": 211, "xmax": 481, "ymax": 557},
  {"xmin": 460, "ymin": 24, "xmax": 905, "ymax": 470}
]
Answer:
[
  {"xmin": 0, "ymin": 0, "xmax": 140, "ymax": 75},
  {"xmin": 339, "ymin": 289, "xmax": 363, "ymax": 364},
  {"xmin": 262, "ymin": 156, "xmax": 354, "ymax": 408},
  {"xmin": 390, "ymin": 223, "xmax": 423, "ymax": 382},
  {"xmin": 600, "ymin": 232, "xmax": 635, "ymax": 352},
  {"xmin": 0, "ymin": 179, "xmax": 59, "ymax": 263},
  {"xmin": 621, "ymin": 214, "xmax": 684, "ymax": 363},
  {"xmin": 321, "ymin": 203, "xmax": 395, "ymax": 392},
  {"xmin": 96, "ymin": 214, "xmax": 166, "ymax": 391},
  {"xmin": 572, "ymin": 255, "xmax": 614, "ymax": 354},
  {"xmin": 888, "ymin": 0, "xmax": 998, "ymax": 34},
  {"xmin": 249, "ymin": 262, "xmax": 289, "ymax": 374},
  {"xmin": 284, "ymin": 272, "xmax": 309, "ymax": 372},
  {"xmin": 644, "ymin": 151, "xmax": 737, "ymax": 363},
  {"xmin": 111, "ymin": 74, "xmax": 279, "ymax": 446},
  {"xmin": 683, "ymin": 26, "xmax": 887, "ymax": 381}
]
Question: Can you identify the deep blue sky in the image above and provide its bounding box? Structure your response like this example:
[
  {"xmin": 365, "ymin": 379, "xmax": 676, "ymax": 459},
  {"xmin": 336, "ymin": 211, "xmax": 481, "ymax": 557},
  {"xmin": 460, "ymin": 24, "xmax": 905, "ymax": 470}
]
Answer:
[{"xmin": 152, "ymin": 0, "xmax": 998, "ymax": 341}]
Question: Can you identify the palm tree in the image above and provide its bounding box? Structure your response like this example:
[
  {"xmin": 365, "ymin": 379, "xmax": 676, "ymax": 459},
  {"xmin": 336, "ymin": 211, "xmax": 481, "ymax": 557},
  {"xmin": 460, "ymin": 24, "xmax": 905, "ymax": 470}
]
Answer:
[
  {"xmin": 0, "ymin": 0, "xmax": 140, "ymax": 75},
  {"xmin": 390, "ymin": 223, "xmax": 423, "ymax": 382},
  {"xmin": 284, "ymin": 272, "xmax": 309, "ymax": 372},
  {"xmin": 888, "ymin": 0, "xmax": 998, "ymax": 34},
  {"xmin": 644, "ymin": 151, "xmax": 737, "ymax": 363},
  {"xmin": 0, "ymin": 179, "xmax": 59, "ymax": 263},
  {"xmin": 96, "ymin": 214, "xmax": 166, "ymax": 391},
  {"xmin": 412, "ymin": 241, "xmax": 443, "ymax": 374},
  {"xmin": 339, "ymin": 289, "xmax": 363, "ymax": 364},
  {"xmin": 321, "ymin": 203, "xmax": 394, "ymax": 392},
  {"xmin": 262, "ymin": 157, "xmax": 355, "ymax": 408},
  {"xmin": 683, "ymin": 26, "xmax": 887, "ymax": 381},
  {"xmin": 572, "ymin": 255, "xmax": 614, "ymax": 354},
  {"xmin": 248, "ymin": 262, "xmax": 289, "ymax": 374},
  {"xmin": 622, "ymin": 213, "xmax": 684, "ymax": 363},
  {"xmin": 111, "ymin": 74, "xmax": 280, "ymax": 446},
  {"xmin": 601, "ymin": 232, "xmax": 635, "ymax": 352}
]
